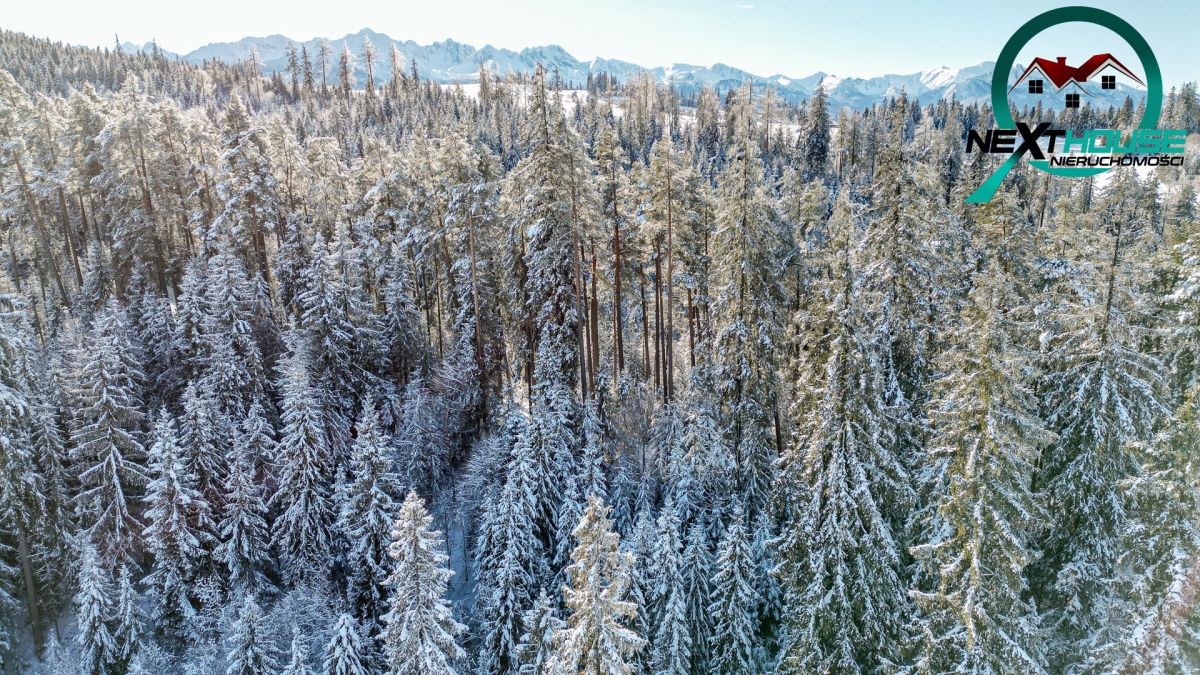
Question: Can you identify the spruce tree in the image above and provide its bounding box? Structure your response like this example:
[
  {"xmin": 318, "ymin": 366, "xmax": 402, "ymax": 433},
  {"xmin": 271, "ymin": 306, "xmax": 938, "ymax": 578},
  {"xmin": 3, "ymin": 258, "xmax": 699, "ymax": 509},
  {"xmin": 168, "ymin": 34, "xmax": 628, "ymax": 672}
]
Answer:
[
  {"xmin": 112, "ymin": 564, "xmax": 141, "ymax": 670},
  {"xmin": 515, "ymin": 590, "xmax": 563, "ymax": 675},
  {"xmin": 475, "ymin": 412, "xmax": 545, "ymax": 675},
  {"xmin": 709, "ymin": 86, "xmax": 787, "ymax": 520},
  {"xmin": 75, "ymin": 541, "xmax": 115, "ymax": 675},
  {"xmin": 281, "ymin": 627, "xmax": 316, "ymax": 675},
  {"xmin": 217, "ymin": 417, "xmax": 274, "ymax": 596},
  {"xmin": 1035, "ymin": 174, "xmax": 1170, "ymax": 666},
  {"xmin": 0, "ymin": 293, "xmax": 39, "ymax": 649},
  {"xmin": 909, "ymin": 188, "xmax": 1051, "ymax": 672},
  {"xmin": 680, "ymin": 521, "xmax": 713, "ymax": 673}
]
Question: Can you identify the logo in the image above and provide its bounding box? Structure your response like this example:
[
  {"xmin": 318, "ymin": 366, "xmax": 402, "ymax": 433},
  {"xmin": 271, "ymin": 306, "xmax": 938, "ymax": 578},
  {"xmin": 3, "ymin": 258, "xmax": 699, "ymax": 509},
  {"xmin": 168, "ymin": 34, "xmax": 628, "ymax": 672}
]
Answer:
[{"xmin": 964, "ymin": 7, "xmax": 1186, "ymax": 204}]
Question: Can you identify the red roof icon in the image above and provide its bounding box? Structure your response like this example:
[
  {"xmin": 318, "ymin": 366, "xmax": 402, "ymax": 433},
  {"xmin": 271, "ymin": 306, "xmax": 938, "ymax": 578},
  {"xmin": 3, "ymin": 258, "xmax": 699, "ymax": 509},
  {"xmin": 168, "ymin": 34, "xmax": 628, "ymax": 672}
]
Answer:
[{"xmin": 1010, "ymin": 53, "xmax": 1144, "ymax": 92}]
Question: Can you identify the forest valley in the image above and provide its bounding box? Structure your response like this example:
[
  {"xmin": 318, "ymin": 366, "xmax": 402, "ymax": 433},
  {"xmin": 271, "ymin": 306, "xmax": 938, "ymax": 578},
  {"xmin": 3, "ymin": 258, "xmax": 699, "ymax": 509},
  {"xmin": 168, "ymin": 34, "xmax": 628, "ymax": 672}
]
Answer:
[{"xmin": 1, "ymin": 29, "xmax": 1200, "ymax": 674}]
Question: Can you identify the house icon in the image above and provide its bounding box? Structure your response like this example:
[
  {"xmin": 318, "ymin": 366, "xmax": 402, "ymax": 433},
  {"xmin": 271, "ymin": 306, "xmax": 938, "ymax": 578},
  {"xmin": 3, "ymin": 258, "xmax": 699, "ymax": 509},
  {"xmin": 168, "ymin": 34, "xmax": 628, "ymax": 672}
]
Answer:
[{"xmin": 1009, "ymin": 53, "xmax": 1144, "ymax": 108}]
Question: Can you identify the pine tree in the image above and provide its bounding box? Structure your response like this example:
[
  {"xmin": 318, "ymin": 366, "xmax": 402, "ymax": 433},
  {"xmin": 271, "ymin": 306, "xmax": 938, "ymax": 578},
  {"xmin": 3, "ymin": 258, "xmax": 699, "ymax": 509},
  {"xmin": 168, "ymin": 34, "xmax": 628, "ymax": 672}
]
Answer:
[
  {"xmin": 211, "ymin": 93, "xmax": 281, "ymax": 278},
  {"xmin": 225, "ymin": 595, "xmax": 278, "ymax": 675},
  {"xmin": 382, "ymin": 491, "xmax": 466, "ymax": 675},
  {"xmin": 71, "ymin": 299, "xmax": 147, "ymax": 563},
  {"xmin": 323, "ymin": 613, "xmax": 369, "ymax": 675},
  {"xmin": 551, "ymin": 495, "xmax": 645, "ymax": 674}
]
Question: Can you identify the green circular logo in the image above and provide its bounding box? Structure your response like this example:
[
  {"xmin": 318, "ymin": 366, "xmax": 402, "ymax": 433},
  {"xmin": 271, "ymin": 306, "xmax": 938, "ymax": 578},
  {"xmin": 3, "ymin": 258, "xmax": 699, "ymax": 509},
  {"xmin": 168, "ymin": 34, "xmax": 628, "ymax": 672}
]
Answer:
[{"xmin": 991, "ymin": 6, "xmax": 1162, "ymax": 178}]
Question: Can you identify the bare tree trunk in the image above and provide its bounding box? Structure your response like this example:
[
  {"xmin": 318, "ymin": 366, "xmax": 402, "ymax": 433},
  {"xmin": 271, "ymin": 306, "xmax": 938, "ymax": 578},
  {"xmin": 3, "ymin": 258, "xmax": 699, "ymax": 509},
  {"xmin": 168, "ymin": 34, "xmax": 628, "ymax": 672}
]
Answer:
[
  {"xmin": 687, "ymin": 288, "xmax": 695, "ymax": 368},
  {"xmin": 612, "ymin": 214, "xmax": 625, "ymax": 379},
  {"xmin": 570, "ymin": 172, "xmax": 589, "ymax": 400},
  {"xmin": 18, "ymin": 532, "xmax": 41, "ymax": 648},
  {"xmin": 57, "ymin": 188, "xmax": 83, "ymax": 286},
  {"xmin": 653, "ymin": 242, "xmax": 662, "ymax": 394},
  {"xmin": 589, "ymin": 246, "xmax": 600, "ymax": 392},
  {"xmin": 639, "ymin": 269, "xmax": 649, "ymax": 382},
  {"xmin": 665, "ymin": 160, "xmax": 675, "ymax": 402},
  {"xmin": 13, "ymin": 160, "xmax": 68, "ymax": 302}
]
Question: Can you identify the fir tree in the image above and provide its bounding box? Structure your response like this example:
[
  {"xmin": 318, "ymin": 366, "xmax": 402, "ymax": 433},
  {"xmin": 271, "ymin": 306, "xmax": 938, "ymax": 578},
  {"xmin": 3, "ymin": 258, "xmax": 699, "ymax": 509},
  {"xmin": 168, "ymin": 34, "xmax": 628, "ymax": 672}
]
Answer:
[
  {"xmin": 323, "ymin": 612, "xmax": 369, "ymax": 675},
  {"xmin": 271, "ymin": 339, "xmax": 334, "ymax": 585},
  {"xmin": 551, "ymin": 495, "xmax": 645, "ymax": 674},
  {"xmin": 515, "ymin": 590, "xmax": 563, "ymax": 675},
  {"xmin": 225, "ymin": 595, "xmax": 278, "ymax": 675},
  {"xmin": 75, "ymin": 541, "xmax": 115, "ymax": 675},
  {"xmin": 142, "ymin": 410, "xmax": 204, "ymax": 645},
  {"xmin": 708, "ymin": 507, "xmax": 759, "ymax": 674},
  {"xmin": 337, "ymin": 399, "xmax": 400, "ymax": 626},
  {"xmin": 71, "ymin": 299, "xmax": 148, "ymax": 563},
  {"xmin": 382, "ymin": 491, "xmax": 466, "ymax": 675}
]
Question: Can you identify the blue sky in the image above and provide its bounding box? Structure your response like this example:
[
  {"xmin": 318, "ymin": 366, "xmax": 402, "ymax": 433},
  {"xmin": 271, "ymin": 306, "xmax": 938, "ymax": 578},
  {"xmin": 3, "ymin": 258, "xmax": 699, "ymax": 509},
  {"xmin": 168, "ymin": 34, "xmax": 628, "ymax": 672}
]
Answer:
[{"xmin": 5, "ymin": 0, "xmax": 1198, "ymax": 84}]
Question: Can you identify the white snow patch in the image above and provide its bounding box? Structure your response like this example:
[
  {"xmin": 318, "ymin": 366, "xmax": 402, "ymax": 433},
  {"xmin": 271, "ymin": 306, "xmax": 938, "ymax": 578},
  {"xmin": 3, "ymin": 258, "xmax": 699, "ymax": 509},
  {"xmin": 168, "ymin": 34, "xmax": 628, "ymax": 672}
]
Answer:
[{"xmin": 920, "ymin": 66, "xmax": 958, "ymax": 89}]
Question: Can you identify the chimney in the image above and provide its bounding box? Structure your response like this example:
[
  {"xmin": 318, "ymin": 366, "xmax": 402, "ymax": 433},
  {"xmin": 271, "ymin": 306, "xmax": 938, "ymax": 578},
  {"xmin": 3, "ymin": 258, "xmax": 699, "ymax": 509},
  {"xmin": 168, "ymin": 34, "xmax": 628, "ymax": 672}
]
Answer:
[{"xmin": 1056, "ymin": 57, "xmax": 1068, "ymax": 66}]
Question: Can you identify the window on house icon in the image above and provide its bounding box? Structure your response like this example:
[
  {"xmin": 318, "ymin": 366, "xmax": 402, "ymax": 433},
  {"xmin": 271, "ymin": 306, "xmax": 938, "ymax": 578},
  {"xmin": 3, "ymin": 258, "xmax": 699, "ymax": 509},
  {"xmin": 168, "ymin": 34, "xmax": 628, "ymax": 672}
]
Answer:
[
  {"xmin": 1028, "ymin": 79, "xmax": 1043, "ymax": 94},
  {"xmin": 1065, "ymin": 93, "xmax": 1080, "ymax": 108},
  {"xmin": 1102, "ymin": 75, "xmax": 1116, "ymax": 89}
]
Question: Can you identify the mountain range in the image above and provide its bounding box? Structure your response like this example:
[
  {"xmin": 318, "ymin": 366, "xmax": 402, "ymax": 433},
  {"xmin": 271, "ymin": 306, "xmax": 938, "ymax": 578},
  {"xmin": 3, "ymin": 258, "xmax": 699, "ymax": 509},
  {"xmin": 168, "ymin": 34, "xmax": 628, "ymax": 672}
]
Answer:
[{"xmin": 120, "ymin": 28, "xmax": 1147, "ymax": 112}]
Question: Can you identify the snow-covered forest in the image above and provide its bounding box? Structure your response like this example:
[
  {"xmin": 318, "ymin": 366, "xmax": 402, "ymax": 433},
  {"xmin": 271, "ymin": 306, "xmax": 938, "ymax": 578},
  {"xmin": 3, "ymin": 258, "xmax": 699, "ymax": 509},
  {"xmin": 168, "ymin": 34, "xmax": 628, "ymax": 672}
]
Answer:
[{"xmin": 1, "ymin": 28, "xmax": 1200, "ymax": 673}]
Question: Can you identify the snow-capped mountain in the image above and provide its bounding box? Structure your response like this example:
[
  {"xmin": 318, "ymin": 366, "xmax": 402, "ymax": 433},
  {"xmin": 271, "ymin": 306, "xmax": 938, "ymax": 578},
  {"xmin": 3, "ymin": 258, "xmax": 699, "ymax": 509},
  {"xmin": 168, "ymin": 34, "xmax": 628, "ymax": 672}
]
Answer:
[{"xmin": 134, "ymin": 28, "xmax": 1147, "ymax": 112}]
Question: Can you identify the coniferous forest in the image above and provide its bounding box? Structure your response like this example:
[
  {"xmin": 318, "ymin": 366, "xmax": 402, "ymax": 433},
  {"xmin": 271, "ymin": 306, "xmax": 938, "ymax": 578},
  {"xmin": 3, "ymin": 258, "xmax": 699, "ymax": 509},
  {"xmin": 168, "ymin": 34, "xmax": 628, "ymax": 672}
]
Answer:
[{"xmin": 2, "ymin": 28, "xmax": 1200, "ymax": 674}]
